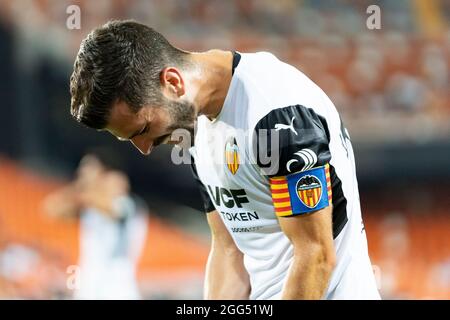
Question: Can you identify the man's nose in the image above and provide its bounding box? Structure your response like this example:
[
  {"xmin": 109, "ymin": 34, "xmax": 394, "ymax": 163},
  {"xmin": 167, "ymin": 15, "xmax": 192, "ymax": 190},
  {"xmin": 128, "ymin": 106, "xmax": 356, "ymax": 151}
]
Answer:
[{"xmin": 130, "ymin": 136, "xmax": 153, "ymax": 155}]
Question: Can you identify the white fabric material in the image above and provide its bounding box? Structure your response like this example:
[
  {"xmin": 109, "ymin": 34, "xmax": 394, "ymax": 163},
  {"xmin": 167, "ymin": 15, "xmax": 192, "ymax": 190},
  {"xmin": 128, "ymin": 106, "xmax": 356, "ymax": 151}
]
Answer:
[
  {"xmin": 74, "ymin": 196, "xmax": 148, "ymax": 300},
  {"xmin": 192, "ymin": 52, "xmax": 380, "ymax": 300}
]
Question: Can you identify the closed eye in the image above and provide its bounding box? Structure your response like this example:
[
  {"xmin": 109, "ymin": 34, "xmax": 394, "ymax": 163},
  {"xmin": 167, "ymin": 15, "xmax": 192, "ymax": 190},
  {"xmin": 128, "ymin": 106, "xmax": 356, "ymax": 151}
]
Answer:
[
  {"xmin": 138, "ymin": 124, "xmax": 149, "ymax": 136},
  {"xmin": 116, "ymin": 123, "xmax": 149, "ymax": 142},
  {"xmin": 128, "ymin": 123, "xmax": 149, "ymax": 140}
]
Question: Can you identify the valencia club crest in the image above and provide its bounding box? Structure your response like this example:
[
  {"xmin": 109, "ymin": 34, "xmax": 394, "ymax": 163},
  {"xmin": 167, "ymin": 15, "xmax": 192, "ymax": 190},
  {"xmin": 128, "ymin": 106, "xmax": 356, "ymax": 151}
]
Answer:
[
  {"xmin": 296, "ymin": 175, "xmax": 322, "ymax": 208},
  {"xmin": 225, "ymin": 137, "xmax": 239, "ymax": 175}
]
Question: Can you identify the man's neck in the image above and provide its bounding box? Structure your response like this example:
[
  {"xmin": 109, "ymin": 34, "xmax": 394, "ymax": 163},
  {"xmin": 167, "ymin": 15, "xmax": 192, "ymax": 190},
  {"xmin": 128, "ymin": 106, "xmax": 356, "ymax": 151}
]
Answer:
[{"xmin": 190, "ymin": 50, "xmax": 234, "ymax": 120}]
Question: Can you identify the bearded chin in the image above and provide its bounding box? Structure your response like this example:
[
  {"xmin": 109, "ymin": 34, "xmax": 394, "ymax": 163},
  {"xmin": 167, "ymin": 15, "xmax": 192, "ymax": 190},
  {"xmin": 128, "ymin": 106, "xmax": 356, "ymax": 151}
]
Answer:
[{"xmin": 166, "ymin": 99, "xmax": 197, "ymax": 136}]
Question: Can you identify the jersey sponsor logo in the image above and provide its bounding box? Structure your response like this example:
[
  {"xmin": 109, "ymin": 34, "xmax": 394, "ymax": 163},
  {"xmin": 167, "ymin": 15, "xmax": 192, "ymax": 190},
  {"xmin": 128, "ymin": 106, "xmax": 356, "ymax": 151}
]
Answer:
[
  {"xmin": 230, "ymin": 226, "xmax": 263, "ymax": 233},
  {"xmin": 220, "ymin": 211, "xmax": 259, "ymax": 222},
  {"xmin": 274, "ymin": 116, "xmax": 298, "ymax": 135},
  {"xmin": 207, "ymin": 185, "xmax": 249, "ymax": 208},
  {"xmin": 296, "ymin": 175, "xmax": 322, "ymax": 208},
  {"xmin": 286, "ymin": 148, "xmax": 318, "ymax": 173},
  {"xmin": 225, "ymin": 137, "xmax": 240, "ymax": 175}
]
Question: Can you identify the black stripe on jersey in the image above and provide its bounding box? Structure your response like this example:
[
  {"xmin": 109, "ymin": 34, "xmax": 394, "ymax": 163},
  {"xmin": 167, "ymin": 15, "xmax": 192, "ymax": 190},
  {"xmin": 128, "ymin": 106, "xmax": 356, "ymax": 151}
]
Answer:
[
  {"xmin": 253, "ymin": 104, "xmax": 331, "ymax": 177},
  {"xmin": 329, "ymin": 164, "xmax": 348, "ymax": 239},
  {"xmin": 190, "ymin": 158, "xmax": 216, "ymax": 213},
  {"xmin": 232, "ymin": 51, "xmax": 241, "ymax": 75}
]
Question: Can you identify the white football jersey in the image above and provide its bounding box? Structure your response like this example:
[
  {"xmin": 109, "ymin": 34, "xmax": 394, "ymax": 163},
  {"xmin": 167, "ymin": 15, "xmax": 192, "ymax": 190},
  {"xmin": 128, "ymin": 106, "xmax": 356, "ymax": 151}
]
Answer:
[
  {"xmin": 191, "ymin": 52, "xmax": 380, "ymax": 300},
  {"xmin": 75, "ymin": 195, "xmax": 148, "ymax": 299}
]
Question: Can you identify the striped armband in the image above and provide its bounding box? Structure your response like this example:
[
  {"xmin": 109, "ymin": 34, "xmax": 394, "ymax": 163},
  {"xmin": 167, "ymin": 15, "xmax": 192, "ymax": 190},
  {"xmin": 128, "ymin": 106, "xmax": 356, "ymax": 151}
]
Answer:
[{"xmin": 269, "ymin": 164, "xmax": 332, "ymax": 217}]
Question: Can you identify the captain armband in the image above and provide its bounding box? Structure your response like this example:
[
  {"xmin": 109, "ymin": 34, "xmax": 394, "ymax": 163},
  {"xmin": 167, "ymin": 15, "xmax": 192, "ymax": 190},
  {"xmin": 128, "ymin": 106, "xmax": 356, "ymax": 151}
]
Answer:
[{"xmin": 269, "ymin": 164, "xmax": 332, "ymax": 217}]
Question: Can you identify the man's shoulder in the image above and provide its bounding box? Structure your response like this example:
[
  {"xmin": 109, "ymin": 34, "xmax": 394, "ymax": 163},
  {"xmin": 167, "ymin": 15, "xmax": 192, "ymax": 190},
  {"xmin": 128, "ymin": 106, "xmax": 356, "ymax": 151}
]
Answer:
[
  {"xmin": 239, "ymin": 51, "xmax": 279, "ymax": 63},
  {"xmin": 236, "ymin": 52, "xmax": 323, "ymax": 126},
  {"xmin": 233, "ymin": 51, "xmax": 283, "ymax": 83}
]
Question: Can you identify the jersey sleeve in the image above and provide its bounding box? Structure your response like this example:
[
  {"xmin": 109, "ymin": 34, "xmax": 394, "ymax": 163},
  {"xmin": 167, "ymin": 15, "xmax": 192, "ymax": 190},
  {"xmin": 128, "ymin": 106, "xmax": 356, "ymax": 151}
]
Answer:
[
  {"xmin": 190, "ymin": 158, "xmax": 216, "ymax": 213},
  {"xmin": 252, "ymin": 104, "xmax": 332, "ymax": 217}
]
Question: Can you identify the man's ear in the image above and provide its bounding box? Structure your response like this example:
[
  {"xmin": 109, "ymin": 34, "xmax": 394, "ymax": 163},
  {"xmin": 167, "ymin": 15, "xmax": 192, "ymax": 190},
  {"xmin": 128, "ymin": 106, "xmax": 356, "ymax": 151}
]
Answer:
[{"xmin": 160, "ymin": 67, "xmax": 185, "ymax": 97}]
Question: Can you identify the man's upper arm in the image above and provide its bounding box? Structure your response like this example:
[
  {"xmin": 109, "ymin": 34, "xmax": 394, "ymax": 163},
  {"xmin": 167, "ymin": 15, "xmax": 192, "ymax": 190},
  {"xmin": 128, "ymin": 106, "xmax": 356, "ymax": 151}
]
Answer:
[
  {"xmin": 205, "ymin": 210, "xmax": 250, "ymax": 300},
  {"xmin": 278, "ymin": 206, "xmax": 334, "ymax": 254},
  {"xmin": 253, "ymin": 104, "xmax": 336, "ymax": 252},
  {"xmin": 43, "ymin": 184, "xmax": 81, "ymax": 218},
  {"xmin": 253, "ymin": 104, "xmax": 332, "ymax": 218},
  {"xmin": 207, "ymin": 210, "xmax": 239, "ymax": 251},
  {"xmin": 191, "ymin": 159, "xmax": 241, "ymax": 250}
]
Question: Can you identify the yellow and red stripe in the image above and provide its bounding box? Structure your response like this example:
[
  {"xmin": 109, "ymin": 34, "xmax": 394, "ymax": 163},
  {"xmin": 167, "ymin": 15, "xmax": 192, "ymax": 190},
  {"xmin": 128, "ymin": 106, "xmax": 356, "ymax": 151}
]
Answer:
[
  {"xmin": 325, "ymin": 163, "xmax": 332, "ymax": 204},
  {"xmin": 298, "ymin": 187, "xmax": 321, "ymax": 207},
  {"xmin": 269, "ymin": 176, "xmax": 292, "ymax": 217}
]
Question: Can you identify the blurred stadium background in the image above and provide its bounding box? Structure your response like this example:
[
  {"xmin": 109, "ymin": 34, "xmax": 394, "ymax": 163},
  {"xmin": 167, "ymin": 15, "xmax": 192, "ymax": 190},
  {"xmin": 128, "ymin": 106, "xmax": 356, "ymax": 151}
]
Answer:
[{"xmin": 0, "ymin": 0, "xmax": 449, "ymax": 299}]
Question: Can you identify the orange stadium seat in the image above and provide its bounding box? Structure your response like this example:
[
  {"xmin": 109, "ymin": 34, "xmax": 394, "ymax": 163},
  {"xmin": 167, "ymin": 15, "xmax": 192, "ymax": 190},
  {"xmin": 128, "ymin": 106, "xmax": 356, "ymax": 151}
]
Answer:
[{"xmin": 0, "ymin": 157, "xmax": 208, "ymax": 298}]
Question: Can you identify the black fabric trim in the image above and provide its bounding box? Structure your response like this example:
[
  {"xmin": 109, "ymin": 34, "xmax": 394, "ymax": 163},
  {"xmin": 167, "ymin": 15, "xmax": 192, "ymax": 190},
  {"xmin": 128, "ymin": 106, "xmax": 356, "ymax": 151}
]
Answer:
[
  {"xmin": 190, "ymin": 158, "xmax": 216, "ymax": 213},
  {"xmin": 252, "ymin": 104, "xmax": 331, "ymax": 177},
  {"xmin": 232, "ymin": 51, "xmax": 241, "ymax": 75},
  {"xmin": 329, "ymin": 164, "xmax": 348, "ymax": 239},
  {"xmin": 252, "ymin": 104, "xmax": 347, "ymax": 238}
]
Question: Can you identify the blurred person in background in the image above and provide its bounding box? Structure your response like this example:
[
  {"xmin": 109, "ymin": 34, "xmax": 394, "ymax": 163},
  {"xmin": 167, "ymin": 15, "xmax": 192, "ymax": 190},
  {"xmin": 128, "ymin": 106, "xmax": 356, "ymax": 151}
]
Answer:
[{"xmin": 43, "ymin": 150, "xmax": 148, "ymax": 300}]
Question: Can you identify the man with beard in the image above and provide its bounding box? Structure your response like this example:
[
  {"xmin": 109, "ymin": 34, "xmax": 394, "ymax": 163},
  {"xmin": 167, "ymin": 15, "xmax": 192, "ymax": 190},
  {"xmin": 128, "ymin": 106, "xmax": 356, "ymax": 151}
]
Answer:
[{"xmin": 69, "ymin": 20, "xmax": 380, "ymax": 300}]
